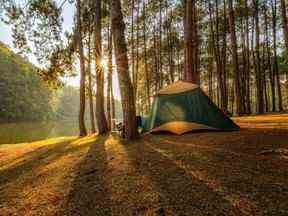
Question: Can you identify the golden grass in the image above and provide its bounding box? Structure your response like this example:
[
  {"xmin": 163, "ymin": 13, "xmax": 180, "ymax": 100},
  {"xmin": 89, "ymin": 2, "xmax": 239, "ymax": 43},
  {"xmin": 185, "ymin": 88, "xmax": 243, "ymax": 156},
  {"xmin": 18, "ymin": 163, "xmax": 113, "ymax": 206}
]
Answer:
[
  {"xmin": 234, "ymin": 113, "xmax": 288, "ymax": 129},
  {"xmin": 0, "ymin": 136, "xmax": 94, "ymax": 216},
  {"xmin": 233, "ymin": 113, "xmax": 288, "ymax": 123},
  {"xmin": 0, "ymin": 114, "xmax": 288, "ymax": 215}
]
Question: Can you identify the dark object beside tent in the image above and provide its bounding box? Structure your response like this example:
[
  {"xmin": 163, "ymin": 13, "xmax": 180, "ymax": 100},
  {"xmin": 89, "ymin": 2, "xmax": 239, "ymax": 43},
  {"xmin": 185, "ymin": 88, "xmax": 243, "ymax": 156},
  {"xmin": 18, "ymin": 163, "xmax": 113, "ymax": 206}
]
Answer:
[{"xmin": 143, "ymin": 81, "xmax": 240, "ymax": 135}]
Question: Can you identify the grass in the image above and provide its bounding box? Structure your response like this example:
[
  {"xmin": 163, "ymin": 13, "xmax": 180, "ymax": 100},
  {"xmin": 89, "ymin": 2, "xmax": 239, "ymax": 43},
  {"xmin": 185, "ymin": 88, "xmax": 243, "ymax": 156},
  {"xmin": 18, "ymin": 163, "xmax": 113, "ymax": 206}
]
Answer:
[{"xmin": 0, "ymin": 114, "xmax": 288, "ymax": 215}]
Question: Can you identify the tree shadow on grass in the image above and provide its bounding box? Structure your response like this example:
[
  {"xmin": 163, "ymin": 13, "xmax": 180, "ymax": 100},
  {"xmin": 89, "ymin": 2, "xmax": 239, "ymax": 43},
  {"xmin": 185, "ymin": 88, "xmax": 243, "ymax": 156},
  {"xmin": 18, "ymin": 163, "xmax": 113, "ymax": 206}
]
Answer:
[
  {"xmin": 152, "ymin": 133, "xmax": 288, "ymax": 215},
  {"xmin": 61, "ymin": 135, "xmax": 112, "ymax": 216},
  {"xmin": 0, "ymin": 136, "xmax": 100, "ymax": 212},
  {"xmin": 123, "ymin": 140, "xmax": 243, "ymax": 216},
  {"xmin": 0, "ymin": 137, "xmax": 81, "ymax": 187}
]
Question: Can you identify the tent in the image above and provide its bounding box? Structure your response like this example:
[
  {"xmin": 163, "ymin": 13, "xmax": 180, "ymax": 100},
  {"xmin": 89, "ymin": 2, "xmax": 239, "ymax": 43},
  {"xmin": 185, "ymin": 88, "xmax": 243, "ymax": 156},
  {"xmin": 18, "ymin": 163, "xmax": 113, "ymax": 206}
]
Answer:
[{"xmin": 143, "ymin": 80, "xmax": 240, "ymax": 135}]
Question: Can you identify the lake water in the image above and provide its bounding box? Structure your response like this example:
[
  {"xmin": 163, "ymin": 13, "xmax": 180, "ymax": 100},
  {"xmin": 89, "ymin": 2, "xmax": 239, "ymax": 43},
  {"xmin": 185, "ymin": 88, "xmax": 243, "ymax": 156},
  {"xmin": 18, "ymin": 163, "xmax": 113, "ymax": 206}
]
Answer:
[{"xmin": 0, "ymin": 121, "xmax": 90, "ymax": 144}]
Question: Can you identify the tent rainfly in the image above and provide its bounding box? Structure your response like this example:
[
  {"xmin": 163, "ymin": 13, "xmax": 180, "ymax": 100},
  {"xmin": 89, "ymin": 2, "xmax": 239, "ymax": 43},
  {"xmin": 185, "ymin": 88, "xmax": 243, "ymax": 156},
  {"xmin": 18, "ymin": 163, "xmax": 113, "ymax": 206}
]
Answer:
[{"xmin": 143, "ymin": 80, "xmax": 240, "ymax": 135}]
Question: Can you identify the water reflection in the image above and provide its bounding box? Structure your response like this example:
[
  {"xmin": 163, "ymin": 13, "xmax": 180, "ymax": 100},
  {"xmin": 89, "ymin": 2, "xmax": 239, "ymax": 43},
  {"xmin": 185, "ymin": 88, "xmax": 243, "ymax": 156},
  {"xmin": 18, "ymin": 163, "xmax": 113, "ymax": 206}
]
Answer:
[{"xmin": 0, "ymin": 121, "xmax": 90, "ymax": 144}]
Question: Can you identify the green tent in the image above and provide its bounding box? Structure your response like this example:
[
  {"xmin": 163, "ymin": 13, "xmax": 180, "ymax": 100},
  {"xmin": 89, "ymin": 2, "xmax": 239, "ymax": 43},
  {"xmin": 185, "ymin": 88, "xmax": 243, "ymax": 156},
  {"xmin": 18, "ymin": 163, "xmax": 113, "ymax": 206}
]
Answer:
[{"xmin": 144, "ymin": 81, "xmax": 240, "ymax": 135}]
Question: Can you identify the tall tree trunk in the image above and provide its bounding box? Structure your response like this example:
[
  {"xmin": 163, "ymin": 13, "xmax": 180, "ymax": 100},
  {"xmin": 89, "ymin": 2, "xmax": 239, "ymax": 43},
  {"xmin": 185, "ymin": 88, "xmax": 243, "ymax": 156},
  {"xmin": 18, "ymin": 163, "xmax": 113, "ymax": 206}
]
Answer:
[
  {"xmin": 166, "ymin": 0, "xmax": 175, "ymax": 83},
  {"xmin": 280, "ymin": 0, "xmax": 288, "ymax": 99},
  {"xmin": 208, "ymin": 55, "xmax": 213, "ymax": 99},
  {"xmin": 240, "ymin": 15, "xmax": 247, "ymax": 113},
  {"xmin": 177, "ymin": 43, "xmax": 181, "ymax": 79},
  {"xmin": 94, "ymin": 0, "xmax": 108, "ymax": 134},
  {"xmin": 159, "ymin": 0, "xmax": 163, "ymax": 87},
  {"xmin": 206, "ymin": 14, "xmax": 214, "ymax": 99},
  {"xmin": 208, "ymin": 0, "xmax": 227, "ymax": 110},
  {"xmin": 110, "ymin": 0, "xmax": 138, "ymax": 139},
  {"xmin": 251, "ymin": 16, "xmax": 258, "ymax": 113},
  {"xmin": 271, "ymin": 0, "xmax": 283, "ymax": 111},
  {"xmin": 184, "ymin": 0, "xmax": 199, "ymax": 84},
  {"xmin": 244, "ymin": 0, "xmax": 251, "ymax": 113},
  {"xmin": 222, "ymin": 0, "xmax": 228, "ymax": 110},
  {"xmin": 143, "ymin": 0, "xmax": 151, "ymax": 111},
  {"xmin": 228, "ymin": 0, "xmax": 242, "ymax": 115},
  {"xmin": 281, "ymin": 0, "xmax": 288, "ymax": 63},
  {"xmin": 153, "ymin": 23, "xmax": 160, "ymax": 91},
  {"xmin": 261, "ymin": 41, "xmax": 269, "ymax": 112},
  {"xmin": 106, "ymin": 24, "xmax": 112, "ymax": 131},
  {"xmin": 230, "ymin": 79, "xmax": 235, "ymax": 114},
  {"xmin": 135, "ymin": 0, "xmax": 140, "ymax": 96},
  {"xmin": 111, "ymin": 88, "xmax": 116, "ymax": 130},
  {"xmin": 131, "ymin": 0, "xmax": 135, "ymax": 86},
  {"xmin": 264, "ymin": 3, "xmax": 275, "ymax": 111},
  {"xmin": 183, "ymin": 0, "xmax": 187, "ymax": 81},
  {"xmin": 253, "ymin": 0, "xmax": 264, "ymax": 114},
  {"xmin": 263, "ymin": 66, "xmax": 269, "ymax": 112},
  {"xmin": 76, "ymin": 0, "xmax": 87, "ymax": 136},
  {"xmin": 87, "ymin": 28, "xmax": 96, "ymax": 133}
]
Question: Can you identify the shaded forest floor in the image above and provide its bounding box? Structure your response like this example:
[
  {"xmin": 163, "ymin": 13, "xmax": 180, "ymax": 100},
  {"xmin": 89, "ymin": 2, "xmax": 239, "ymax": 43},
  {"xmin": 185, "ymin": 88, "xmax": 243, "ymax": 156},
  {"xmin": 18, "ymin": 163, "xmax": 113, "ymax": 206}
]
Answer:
[{"xmin": 0, "ymin": 114, "xmax": 288, "ymax": 216}]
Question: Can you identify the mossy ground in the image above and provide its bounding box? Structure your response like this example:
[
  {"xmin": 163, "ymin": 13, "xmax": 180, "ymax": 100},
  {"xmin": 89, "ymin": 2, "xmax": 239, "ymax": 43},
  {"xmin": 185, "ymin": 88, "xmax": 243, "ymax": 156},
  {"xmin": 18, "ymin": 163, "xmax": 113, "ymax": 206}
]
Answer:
[{"xmin": 0, "ymin": 114, "xmax": 288, "ymax": 215}]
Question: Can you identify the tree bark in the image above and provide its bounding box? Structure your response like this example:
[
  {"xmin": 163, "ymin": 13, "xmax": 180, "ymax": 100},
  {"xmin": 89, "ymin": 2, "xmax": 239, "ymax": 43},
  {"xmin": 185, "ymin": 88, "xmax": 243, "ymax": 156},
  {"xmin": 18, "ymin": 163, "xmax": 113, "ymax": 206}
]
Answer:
[
  {"xmin": 281, "ymin": 0, "xmax": 288, "ymax": 63},
  {"xmin": 166, "ymin": 0, "xmax": 175, "ymax": 83},
  {"xmin": 208, "ymin": 0, "xmax": 227, "ymax": 110},
  {"xmin": 240, "ymin": 15, "xmax": 247, "ymax": 113},
  {"xmin": 153, "ymin": 24, "xmax": 160, "ymax": 91},
  {"xmin": 280, "ymin": 0, "xmax": 288, "ymax": 96},
  {"xmin": 271, "ymin": 0, "xmax": 283, "ymax": 111},
  {"xmin": 159, "ymin": 0, "xmax": 163, "ymax": 88},
  {"xmin": 143, "ymin": 0, "xmax": 151, "ymax": 111},
  {"xmin": 135, "ymin": 0, "xmax": 140, "ymax": 96},
  {"xmin": 110, "ymin": 0, "xmax": 138, "ymax": 139},
  {"xmin": 131, "ymin": 0, "xmax": 135, "ymax": 87},
  {"xmin": 228, "ymin": 0, "xmax": 243, "ymax": 115},
  {"xmin": 244, "ymin": 0, "xmax": 251, "ymax": 114},
  {"xmin": 184, "ymin": 0, "xmax": 199, "ymax": 84},
  {"xmin": 87, "ymin": 28, "xmax": 96, "ymax": 133},
  {"xmin": 76, "ymin": 0, "xmax": 87, "ymax": 136},
  {"xmin": 94, "ymin": 0, "xmax": 108, "ymax": 134},
  {"xmin": 222, "ymin": 0, "xmax": 228, "ymax": 110},
  {"xmin": 253, "ymin": 0, "xmax": 264, "ymax": 114},
  {"xmin": 106, "ymin": 24, "xmax": 112, "ymax": 131},
  {"xmin": 264, "ymin": 3, "xmax": 275, "ymax": 111}
]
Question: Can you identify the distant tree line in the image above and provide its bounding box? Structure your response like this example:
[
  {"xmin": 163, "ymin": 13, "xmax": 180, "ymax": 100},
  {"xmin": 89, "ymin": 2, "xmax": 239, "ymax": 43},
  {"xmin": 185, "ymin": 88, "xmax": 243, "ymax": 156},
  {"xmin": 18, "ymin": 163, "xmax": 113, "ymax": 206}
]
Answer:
[
  {"xmin": 0, "ymin": 41, "xmax": 53, "ymax": 122},
  {"xmin": 0, "ymin": 41, "xmax": 121, "ymax": 122}
]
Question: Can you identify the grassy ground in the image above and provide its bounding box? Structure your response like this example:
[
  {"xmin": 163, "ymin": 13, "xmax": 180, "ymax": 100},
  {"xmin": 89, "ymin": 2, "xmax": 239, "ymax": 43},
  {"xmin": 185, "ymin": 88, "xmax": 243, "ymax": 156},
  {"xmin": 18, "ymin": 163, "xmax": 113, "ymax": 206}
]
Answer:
[{"xmin": 0, "ymin": 114, "xmax": 288, "ymax": 216}]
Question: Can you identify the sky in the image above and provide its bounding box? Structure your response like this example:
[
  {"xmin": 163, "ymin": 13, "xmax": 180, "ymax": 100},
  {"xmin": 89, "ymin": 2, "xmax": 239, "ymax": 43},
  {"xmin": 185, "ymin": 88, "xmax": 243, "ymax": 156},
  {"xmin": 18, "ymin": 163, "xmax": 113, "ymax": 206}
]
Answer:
[{"xmin": 0, "ymin": 1, "xmax": 121, "ymax": 98}]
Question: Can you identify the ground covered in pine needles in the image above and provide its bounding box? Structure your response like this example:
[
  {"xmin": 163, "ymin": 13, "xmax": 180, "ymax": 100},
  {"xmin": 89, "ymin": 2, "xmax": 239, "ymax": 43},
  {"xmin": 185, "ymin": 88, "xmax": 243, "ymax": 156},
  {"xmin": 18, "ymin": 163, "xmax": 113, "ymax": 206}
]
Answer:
[{"xmin": 0, "ymin": 114, "xmax": 288, "ymax": 216}]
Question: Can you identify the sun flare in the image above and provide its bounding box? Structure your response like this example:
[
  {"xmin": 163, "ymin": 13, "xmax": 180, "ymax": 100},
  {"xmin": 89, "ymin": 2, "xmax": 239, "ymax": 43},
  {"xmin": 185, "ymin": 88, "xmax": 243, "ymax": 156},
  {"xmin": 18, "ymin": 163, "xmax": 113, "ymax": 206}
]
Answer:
[{"xmin": 100, "ymin": 58, "xmax": 108, "ymax": 68}]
